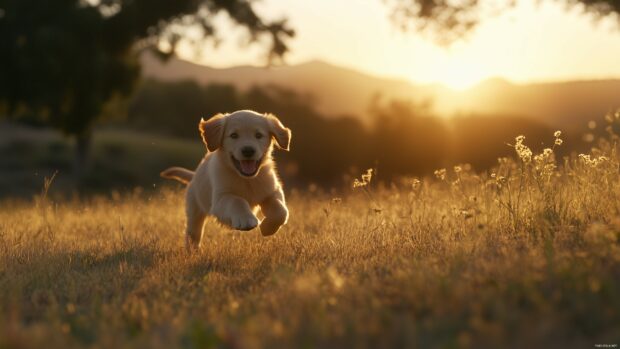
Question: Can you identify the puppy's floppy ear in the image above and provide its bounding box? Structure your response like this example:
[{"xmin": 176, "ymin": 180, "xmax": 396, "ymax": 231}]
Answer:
[
  {"xmin": 199, "ymin": 113, "xmax": 226, "ymax": 152},
  {"xmin": 266, "ymin": 113, "xmax": 291, "ymax": 151}
]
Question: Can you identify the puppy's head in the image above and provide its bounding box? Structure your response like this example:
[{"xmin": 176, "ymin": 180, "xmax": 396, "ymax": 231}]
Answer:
[{"xmin": 199, "ymin": 110, "xmax": 291, "ymax": 178}]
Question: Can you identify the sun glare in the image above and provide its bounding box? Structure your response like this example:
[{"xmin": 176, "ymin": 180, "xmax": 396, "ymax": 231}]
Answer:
[{"xmin": 431, "ymin": 63, "xmax": 487, "ymax": 90}]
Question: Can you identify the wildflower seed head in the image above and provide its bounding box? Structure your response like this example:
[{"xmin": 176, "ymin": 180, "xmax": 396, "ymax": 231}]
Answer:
[
  {"xmin": 434, "ymin": 168, "xmax": 446, "ymax": 181},
  {"xmin": 353, "ymin": 179, "xmax": 366, "ymax": 188},
  {"xmin": 497, "ymin": 157, "xmax": 510, "ymax": 165},
  {"xmin": 579, "ymin": 154, "xmax": 604, "ymax": 168},
  {"xmin": 361, "ymin": 169, "xmax": 373, "ymax": 183},
  {"xmin": 412, "ymin": 178, "xmax": 421, "ymax": 190},
  {"xmin": 353, "ymin": 168, "xmax": 374, "ymax": 189},
  {"xmin": 514, "ymin": 135, "xmax": 532, "ymax": 163}
]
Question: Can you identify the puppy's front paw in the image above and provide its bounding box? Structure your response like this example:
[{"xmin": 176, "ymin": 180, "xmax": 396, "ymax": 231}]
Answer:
[{"xmin": 231, "ymin": 214, "xmax": 259, "ymax": 231}]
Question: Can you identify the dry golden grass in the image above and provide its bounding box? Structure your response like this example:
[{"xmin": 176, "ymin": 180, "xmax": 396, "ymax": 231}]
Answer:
[{"xmin": 1, "ymin": 122, "xmax": 620, "ymax": 348}]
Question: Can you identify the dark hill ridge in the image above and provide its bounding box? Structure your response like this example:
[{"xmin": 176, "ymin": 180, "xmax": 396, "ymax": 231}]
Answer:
[
  {"xmin": 140, "ymin": 52, "xmax": 421, "ymax": 118},
  {"xmin": 141, "ymin": 52, "xmax": 620, "ymax": 128}
]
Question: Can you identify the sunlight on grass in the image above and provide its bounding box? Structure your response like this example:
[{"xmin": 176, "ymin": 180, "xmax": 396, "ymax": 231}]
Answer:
[{"xmin": 1, "ymin": 112, "xmax": 620, "ymax": 348}]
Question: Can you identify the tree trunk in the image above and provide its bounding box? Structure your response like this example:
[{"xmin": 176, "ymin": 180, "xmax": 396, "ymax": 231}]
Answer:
[{"xmin": 74, "ymin": 131, "xmax": 92, "ymax": 180}]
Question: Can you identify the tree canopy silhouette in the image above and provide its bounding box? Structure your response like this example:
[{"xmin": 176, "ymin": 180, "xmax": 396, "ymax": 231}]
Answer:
[
  {"xmin": 386, "ymin": 0, "xmax": 620, "ymax": 45},
  {"xmin": 0, "ymin": 0, "xmax": 293, "ymax": 172}
]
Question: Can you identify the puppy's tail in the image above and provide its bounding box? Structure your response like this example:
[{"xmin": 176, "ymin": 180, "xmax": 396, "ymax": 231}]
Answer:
[{"xmin": 160, "ymin": 167, "xmax": 194, "ymax": 184}]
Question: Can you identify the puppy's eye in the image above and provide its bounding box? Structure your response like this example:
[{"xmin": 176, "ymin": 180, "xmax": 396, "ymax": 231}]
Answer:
[
  {"xmin": 230, "ymin": 133, "xmax": 238, "ymax": 139},
  {"xmin": 255, "ymin": 133, "xmax": 263, "ymax": 139}
]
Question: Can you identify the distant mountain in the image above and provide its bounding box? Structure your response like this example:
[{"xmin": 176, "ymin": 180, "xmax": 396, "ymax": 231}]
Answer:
[
  {"xmin": 141, "ymin": 53, "xmax": 425, "ymax": 119},
  {"xmin": 141, "ymin": 52, "xmax": 620, "ymax": 128},
  {"xmin": 440, "ymin": 78, "xmax": 620, "ymax": 127}
]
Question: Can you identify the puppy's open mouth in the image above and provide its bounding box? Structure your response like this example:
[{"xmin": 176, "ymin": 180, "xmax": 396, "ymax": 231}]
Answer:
[{"xmin": 231, "ymin": 155, "xmax": 263, "ymax": 177}]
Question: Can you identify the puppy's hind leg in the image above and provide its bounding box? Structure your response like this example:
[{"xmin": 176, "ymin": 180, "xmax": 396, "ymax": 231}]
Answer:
[{"xmin": 185, "ymin": 197, "xmax": 207, "ymax": 251}]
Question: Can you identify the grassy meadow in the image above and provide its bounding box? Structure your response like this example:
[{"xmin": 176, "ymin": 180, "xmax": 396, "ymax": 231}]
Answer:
[{"xmin": 1, "ymin": 124, "xmax": 620, "ymax": 348}]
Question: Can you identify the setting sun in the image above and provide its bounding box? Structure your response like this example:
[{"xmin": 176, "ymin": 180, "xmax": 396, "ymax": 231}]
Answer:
[
  {"xmin": 180, "ymin": 0, "xmax": 620, "ymax": 90},
  {"xmin": 427, "ymin": 60, "xmax": 488, "ymax": 90}
]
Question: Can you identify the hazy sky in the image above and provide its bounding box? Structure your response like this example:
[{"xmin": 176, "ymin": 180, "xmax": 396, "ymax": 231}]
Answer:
[{"xmin": 176, "ymin": 0, "xmax": 620, "ymax": 89}]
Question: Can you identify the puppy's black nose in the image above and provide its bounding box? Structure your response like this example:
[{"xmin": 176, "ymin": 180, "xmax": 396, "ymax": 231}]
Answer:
[{"xmin": 241, "ymin": 146, "xmax": 256, "ymax": 158}]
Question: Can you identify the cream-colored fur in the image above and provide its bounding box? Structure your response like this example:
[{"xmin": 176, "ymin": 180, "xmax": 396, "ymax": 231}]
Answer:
[{"xmin": 161, "ymin": 110, "xmax": 291, "ymax": 250}]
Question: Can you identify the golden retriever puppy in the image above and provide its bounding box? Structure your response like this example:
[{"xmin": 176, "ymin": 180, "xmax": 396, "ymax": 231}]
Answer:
[{"xmin": 161, "ymin": 110, "xmax": 291, "ymax": 250}]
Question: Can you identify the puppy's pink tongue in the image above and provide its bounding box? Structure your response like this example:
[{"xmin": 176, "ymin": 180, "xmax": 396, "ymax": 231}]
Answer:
[{"xmin": 239, "ymin": 160, "xmax": 257, "ymax": 175}]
